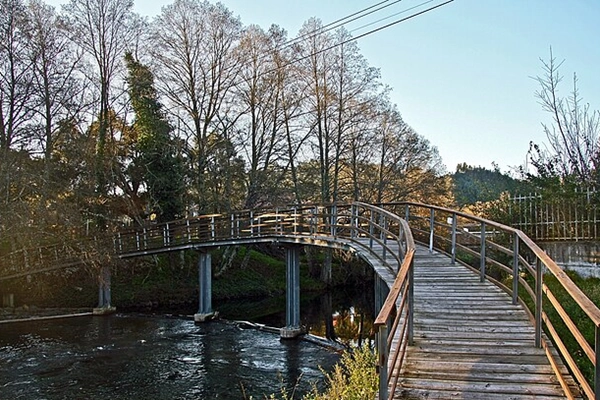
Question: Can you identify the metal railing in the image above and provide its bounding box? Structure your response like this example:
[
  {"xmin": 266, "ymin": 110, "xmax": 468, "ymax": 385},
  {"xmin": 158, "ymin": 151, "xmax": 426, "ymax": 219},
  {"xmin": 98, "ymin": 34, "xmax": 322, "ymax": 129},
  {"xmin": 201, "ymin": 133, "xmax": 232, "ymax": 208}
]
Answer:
[
  {"xmin": 384, "ymin": 201, "xmax": 600, "ymax": 399},
  {"xmin": 0, "ymin": 238, "xmax": 106, "ymax": 281},
  {"xmin": 113, "ymin": 202, "xmax": 416, "ymax": 399}
]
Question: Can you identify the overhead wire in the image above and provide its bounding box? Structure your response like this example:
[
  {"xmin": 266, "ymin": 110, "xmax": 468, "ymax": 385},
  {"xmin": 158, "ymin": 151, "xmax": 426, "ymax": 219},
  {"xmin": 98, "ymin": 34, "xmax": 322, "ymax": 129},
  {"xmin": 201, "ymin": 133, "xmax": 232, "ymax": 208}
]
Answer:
[
  {"xmin": 254, "ymin": 0, "xmax": 404, "ymax": 66},
  {"xmin": 256, "ymin": 0, "xmax": 455, "ymax": 80},
  {"xmin": 349, "ymin": 0, "xmax": 435, "ymax": 35}
]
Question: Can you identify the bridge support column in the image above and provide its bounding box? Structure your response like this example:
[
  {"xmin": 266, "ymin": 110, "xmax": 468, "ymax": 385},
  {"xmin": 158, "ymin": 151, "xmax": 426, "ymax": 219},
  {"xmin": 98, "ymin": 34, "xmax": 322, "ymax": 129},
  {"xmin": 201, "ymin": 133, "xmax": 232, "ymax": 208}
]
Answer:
[
  {"xmin": 195, "ymin": 251, "xmax": 216, "ymax": 323},
  {"xmin": 281, "ymin": 245, "xmax": 303, "ymax": 339},
  {"xmin": 93, "ymin": 266, "xmax": 116, "ymax": 315}
]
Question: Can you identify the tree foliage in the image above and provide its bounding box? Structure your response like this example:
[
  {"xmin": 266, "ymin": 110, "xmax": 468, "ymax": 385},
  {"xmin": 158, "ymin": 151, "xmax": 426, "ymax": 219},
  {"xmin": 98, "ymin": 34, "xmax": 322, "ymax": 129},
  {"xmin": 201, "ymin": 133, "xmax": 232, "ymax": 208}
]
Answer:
[
  {"xmin": 0, "ymin": 0, "xmax": 452, "ymax": 259},
  {"xmin": 125, "ymin": 53, "xmax": 184, "ymax": 222},
  {"xmin": 453, "ymin": 163, "xmax": 528, "ymax": 207}
]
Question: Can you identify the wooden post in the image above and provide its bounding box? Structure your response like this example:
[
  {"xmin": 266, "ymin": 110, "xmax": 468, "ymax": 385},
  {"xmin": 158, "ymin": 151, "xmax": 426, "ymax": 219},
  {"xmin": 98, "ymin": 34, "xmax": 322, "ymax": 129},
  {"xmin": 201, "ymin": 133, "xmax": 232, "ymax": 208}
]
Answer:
[
  {"xmin": 450, "ymin": 213, "xmax": 457, "ymax": 265},
  {"xmin": 429, "ymin": 209, "xmax": 435, "ymax": 253},
  {"xmin": 535, "ymin": 258, "xmax": 542, "ymax": 348},
  {"xmin": 480, "ymin": 222, "xmax": 486, "ymax": 283},
  {"xmin": 377, "ymin": 324, "xmax": 389, "ymax": 400},
  {"xmin": 512, "ymin": 233, "xmax": 519, "ymax": 305}
]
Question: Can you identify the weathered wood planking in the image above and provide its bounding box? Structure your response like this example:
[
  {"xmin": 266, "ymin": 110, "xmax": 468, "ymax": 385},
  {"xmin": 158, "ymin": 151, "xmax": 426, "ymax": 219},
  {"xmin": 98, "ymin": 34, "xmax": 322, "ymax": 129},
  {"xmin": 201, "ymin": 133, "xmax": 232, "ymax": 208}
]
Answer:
[{"xmin": 391, "ymin": 246, "xmax": 580, "ymax": 400}]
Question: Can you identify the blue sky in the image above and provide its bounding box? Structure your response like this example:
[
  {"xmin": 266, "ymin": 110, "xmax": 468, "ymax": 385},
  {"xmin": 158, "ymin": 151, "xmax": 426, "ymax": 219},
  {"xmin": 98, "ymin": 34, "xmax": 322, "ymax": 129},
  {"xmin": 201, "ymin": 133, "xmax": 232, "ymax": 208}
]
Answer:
[{"xmin": 47, "ymin": 0, "xmax": 600, "ymax": 174}]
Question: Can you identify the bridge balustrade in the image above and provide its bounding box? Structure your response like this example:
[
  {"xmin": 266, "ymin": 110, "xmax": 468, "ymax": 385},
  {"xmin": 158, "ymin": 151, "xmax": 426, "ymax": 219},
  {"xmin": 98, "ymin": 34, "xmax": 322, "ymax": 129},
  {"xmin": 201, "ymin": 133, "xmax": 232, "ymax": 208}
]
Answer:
[{"xmin": 384, "ymin": 201, "xmax": 600, "ymax": 400}]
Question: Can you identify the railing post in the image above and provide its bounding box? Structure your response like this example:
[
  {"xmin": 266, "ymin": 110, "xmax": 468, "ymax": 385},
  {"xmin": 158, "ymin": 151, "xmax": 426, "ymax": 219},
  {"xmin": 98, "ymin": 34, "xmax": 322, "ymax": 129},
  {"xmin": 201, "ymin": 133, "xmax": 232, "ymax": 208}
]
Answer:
[
  {"xmin": 369, "ymin": 211, "xmax": 375, "ymax": 249},
  {"xmin": 210, "ymin": 217, "xmax": 216, "ymax": 240},
  {"xmin": 164, "ymin": 223, "xmax": 170, "ymax": 247},
  {"xmin": 450, "ymin": 213, "xmax": 457, "ymax": 265},
  {"xmin": 258, "ymin": 214, "xmax": 262, "ymax": 236},
  {"xmin": 381, "ymin": 216, "xmax": 387, "ymax": 261},
  {"xmin": 429, "ymin": 209, "xmax": 435, "ymax": 253},
  {"xmin": 512, "ymin": 233, "xmax": 519, "ymax": 305},
  {"xmin": 595, "ymin": 326, "xmax": 600, "ymax": 400},
  {"xmin": 186, "ymin": 219, "xmax": 191, "ymax": 242},
  {"xmin": 250, "ymin": 211, "xmax": 254, "ymax": 236},
  {"xmin": 331, "ymin": 204, "xmax": 337, "ymax": 237},
  {"xmin": 351, "ymin": 204, "xmax": 357, "ymax": 238},
  {"xmin": 480, "ymin": 222, "xmax": 486, "ymax": 282},
  {"xmin": 231, "ymin": 214, "xmax": 235, "ymax": 238},
  {"xmin": 408, "ymin": 257, "xmax": 414, "ymax": 345},
  {"xmin": 293, "ymin": 207, "xmax": 298, "ymax": 235},
  {"xmin": 535, "ymin": 258, "xmax": 542, "ymax": 348},
  {"xmin": 377, "ymin": 325, "xmax": 389, "ymax": 400}
]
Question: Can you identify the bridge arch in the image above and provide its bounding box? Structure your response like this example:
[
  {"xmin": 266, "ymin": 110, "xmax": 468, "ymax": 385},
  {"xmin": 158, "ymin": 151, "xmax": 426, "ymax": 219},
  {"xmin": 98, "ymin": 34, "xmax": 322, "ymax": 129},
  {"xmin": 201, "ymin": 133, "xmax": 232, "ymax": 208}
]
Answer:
[{"xmin": 115, "ymin": 203, "xmax": 413, "ymax": 342}]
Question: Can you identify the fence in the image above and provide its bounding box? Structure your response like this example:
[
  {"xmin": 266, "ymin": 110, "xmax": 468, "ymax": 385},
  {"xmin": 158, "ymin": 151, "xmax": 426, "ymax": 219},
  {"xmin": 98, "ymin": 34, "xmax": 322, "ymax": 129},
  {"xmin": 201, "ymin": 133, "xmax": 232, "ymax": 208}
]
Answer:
[{"xmin": 510, "ymin": 187, "xmax": 600, "ymax": 241}]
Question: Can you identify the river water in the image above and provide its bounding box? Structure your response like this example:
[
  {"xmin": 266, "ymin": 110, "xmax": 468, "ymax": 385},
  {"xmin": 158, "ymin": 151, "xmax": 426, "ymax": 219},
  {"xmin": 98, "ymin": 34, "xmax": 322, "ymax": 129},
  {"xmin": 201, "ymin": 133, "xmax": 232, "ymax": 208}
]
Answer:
[{"xmin": 0, "ymin": 289, "xmax": 375, "ymax": 399}]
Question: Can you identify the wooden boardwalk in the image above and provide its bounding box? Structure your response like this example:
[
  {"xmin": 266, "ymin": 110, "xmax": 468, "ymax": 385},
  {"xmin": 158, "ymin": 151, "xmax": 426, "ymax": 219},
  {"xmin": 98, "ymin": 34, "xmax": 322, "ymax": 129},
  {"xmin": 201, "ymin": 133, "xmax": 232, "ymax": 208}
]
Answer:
[{"xmin": 390, "ymin": 246, "xmax": 574, "ymax": 400}]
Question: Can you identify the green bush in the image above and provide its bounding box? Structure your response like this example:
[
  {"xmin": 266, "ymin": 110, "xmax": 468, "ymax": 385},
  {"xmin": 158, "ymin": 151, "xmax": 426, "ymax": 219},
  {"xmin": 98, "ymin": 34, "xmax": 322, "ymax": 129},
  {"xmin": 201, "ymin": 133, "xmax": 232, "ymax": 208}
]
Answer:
[{"xmin": 260, "ymin": 344, "xmax": 378, "ymax": 400}]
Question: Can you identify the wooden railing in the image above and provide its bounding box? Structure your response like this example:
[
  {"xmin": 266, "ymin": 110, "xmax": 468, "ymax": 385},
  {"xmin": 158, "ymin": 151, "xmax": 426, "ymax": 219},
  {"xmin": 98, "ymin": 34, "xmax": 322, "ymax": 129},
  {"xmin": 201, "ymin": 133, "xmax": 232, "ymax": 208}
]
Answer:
[{"xmin": 384, "ymin": 202, "xmax": 600, "ymax": 400}]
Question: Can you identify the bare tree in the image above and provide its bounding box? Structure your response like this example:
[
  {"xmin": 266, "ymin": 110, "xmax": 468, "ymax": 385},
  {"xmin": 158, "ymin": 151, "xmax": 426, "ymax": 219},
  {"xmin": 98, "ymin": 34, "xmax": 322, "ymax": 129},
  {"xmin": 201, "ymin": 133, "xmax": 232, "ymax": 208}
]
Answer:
[
  {"xmin": 233, "ymin": 24, "xmax": 297, "ymax": 208},
  {"xmin": 529, "ymin": 50, "xmax": 600, "ymax": 185},
  {"xmin": 0, "ymin": 0, "xmax": 34, "ymax": 152},
  {"xmin": 27, "ymin": 0, "xmax": 84, "ymax": 183},
  {"xmin": 150, "ymin": 0, "xmax": 242, "ymax": 213},
  {"xmin": 63, "ymin": 0, "xmax": 137, "ymax": 227}
]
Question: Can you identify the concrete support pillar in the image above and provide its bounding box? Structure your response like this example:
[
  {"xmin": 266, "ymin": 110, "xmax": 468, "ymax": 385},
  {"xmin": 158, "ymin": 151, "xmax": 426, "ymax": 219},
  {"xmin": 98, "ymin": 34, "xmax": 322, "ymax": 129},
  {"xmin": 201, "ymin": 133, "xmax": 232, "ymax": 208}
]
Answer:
[
  {"xmin": 195, "ymin": 251, "xmax": 216, "ymax": 323},
  {"xmin": 93, "ymin": 265, "xmax": 116, "ymax": 315},
  {"xmin": 281, "ymin": 245, "xmax": 303, "ymax": 339}
]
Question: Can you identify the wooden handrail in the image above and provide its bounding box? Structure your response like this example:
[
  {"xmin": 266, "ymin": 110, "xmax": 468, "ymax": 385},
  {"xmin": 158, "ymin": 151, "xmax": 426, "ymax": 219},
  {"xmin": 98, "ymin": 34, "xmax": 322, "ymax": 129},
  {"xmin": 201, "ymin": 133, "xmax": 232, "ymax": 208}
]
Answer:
[{"xmin": 388, "ymin": 201, "xmax": 598, "ymax": 399}]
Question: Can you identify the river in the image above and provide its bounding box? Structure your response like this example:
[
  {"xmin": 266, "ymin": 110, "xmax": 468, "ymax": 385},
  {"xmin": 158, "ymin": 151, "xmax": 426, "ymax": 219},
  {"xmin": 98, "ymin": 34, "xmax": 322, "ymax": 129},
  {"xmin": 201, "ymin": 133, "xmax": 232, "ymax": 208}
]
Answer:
[{"xmin": 0, "ymin": 289, "xmax": 375, "ymax": 399}]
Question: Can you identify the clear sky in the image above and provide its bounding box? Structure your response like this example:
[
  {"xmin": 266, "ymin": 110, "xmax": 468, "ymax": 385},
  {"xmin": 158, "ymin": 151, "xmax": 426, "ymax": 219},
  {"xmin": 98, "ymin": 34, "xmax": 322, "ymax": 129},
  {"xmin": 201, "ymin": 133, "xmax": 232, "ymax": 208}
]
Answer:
[{"xmin": 46, "ymin": 0, "xmax": 600, "ymax": 174}]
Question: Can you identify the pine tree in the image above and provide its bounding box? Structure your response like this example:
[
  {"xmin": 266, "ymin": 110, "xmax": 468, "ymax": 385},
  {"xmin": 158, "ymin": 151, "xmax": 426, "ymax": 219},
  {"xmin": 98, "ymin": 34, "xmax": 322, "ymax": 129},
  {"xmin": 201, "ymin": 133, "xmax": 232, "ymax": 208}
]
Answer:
[{"xmin": 125, "ymin": 53, "xmax": 184, "ymax": 222}]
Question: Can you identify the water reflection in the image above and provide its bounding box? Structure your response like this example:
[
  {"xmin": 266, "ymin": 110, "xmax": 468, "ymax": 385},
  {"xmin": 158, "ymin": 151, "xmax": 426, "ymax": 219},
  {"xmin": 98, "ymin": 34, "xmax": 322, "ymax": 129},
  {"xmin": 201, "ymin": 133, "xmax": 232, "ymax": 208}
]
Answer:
[
  {"xmin": 0, "ymin": 316, "xmax": 339, "ymax": 399},
  {"xmin": 0, "ymin": 286, "xmax": 375, "ymax": 399}
]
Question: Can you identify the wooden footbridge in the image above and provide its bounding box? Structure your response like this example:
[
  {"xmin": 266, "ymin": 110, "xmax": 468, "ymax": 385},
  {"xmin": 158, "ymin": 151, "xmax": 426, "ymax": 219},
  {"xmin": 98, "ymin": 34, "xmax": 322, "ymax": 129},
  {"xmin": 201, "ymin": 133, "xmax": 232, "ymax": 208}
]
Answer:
[{"xmin": 2, "ymin": 202, "xmax": 600, "ymax": 399}]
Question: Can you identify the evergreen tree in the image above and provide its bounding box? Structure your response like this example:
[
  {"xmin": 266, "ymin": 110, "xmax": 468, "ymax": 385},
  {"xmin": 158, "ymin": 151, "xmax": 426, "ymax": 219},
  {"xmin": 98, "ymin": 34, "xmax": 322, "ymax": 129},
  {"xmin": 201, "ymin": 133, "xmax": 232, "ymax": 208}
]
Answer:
[{"xmin": 125, "ymin": 53, "xmax": 184, "ymax": 222}]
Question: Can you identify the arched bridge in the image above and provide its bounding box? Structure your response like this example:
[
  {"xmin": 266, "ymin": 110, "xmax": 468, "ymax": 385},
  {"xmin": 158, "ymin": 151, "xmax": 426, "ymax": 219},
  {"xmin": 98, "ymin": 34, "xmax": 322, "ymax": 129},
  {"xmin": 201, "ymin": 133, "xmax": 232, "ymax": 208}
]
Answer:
[{"xmin": 3, "ymin": 202, "xmax": 600, "ymax": 399}]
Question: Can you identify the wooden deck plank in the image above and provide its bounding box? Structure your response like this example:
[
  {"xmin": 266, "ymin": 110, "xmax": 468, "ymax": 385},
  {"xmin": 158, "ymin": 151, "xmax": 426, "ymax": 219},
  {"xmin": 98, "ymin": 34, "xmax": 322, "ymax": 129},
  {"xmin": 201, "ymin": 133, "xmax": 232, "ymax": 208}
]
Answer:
[{"xmin": 390, "ymin": 246, "xmax": 577, "ymax": 399}]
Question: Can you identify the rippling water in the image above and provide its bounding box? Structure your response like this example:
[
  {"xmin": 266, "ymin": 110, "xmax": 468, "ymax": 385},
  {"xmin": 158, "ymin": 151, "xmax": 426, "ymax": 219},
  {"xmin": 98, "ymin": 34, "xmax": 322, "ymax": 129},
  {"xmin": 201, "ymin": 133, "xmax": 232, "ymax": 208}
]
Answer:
[{"xmin": 0, "ymin": 316, "xmax": 340, "ymax": 399}]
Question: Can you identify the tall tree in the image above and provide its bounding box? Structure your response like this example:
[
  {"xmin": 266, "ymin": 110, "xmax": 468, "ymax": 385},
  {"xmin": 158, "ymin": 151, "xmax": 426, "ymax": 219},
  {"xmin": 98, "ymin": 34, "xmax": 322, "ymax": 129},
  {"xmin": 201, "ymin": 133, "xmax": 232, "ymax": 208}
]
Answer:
[
  {"xmin": 125, "ymin": 53, "xmax": 184, "ymax": 222},
  {"xmin": 27, "ymin": 0, "xmax": 83, "ymax": 184},
  {"xmin": 297, "ymin": 18, "xmax": 336, "ymax": 204},
  {"xmin": 234, "ymin": 24, "xmax": 292, "ymax": 208},
  {"xmin": 150, "ymin": 0, "xmax": 242, "ymax": 213},
  {"xmin": 63, "ymin": 0, "xmax": 136, "ymax": 228},
  {"xmin": 0, "ymin": 0, "xmax": 33, "ymax": 152}
]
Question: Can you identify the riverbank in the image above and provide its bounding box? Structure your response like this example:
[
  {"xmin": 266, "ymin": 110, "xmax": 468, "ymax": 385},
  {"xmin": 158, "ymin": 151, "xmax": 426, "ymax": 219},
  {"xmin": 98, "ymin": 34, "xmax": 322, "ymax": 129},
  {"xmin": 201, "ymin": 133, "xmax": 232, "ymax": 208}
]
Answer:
[{"xmin": 0, "ymin": 307, "xmax": 93, "ymax": 323}]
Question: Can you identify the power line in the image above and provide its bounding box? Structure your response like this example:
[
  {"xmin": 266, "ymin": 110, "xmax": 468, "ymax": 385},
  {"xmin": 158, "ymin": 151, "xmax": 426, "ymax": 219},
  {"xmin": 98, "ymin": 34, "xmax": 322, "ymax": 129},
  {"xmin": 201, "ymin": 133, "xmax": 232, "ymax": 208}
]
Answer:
[
  {"xmin": 349, "ymin": 0, "xmax": 435, "ymax": 35},
  {"xmin": 259, "ymin": 1, "xmax": 455, "ymax": 80},
  {"xmin": 273, "ymin": 0, "xmax": 403, "ymax": 56}
]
